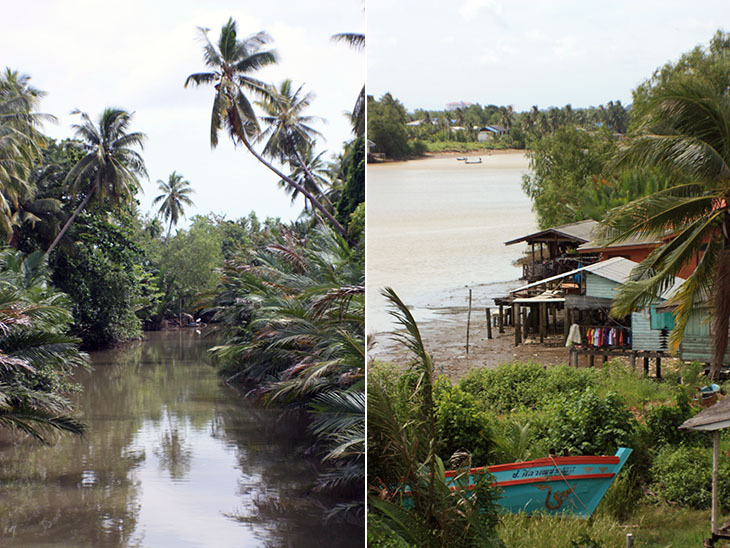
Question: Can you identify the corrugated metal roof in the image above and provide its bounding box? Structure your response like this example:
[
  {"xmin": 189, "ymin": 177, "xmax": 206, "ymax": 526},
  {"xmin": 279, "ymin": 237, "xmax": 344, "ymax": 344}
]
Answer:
[
  {"xmin": 585, "ymin": 256, "xmax": 636, "ymax": 284},
  {"xmin": 511, "ymin": 256, "xmax": 686, "ymax": 302},
  {"xmin": 505, "ymin": 220, "xmax": 598, "ymax": 246},
  {"xmin": 511, "ymin": 257, "xmax": 631, "ymax": 294}
]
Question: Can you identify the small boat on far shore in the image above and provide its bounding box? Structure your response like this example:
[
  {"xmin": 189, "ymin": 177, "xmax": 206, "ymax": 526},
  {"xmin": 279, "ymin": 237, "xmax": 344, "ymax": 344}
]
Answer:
[
  {"xmin": 456, "ymin": 157, "xmax": 466, "ymax": 161},
  {"xmin": 464, "ymin": 157, "xmax": 482, "ymax": 164}
]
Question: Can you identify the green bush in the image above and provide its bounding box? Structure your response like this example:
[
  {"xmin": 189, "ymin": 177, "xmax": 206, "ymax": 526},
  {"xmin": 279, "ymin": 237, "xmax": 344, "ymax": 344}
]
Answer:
[
  {"xmin": 367, "ymin": 512, "xmax": 414, "ymax": 548},
  {"xmin": 459, "ymin": 362, "xmax": 594, "ymax": 413},
  {"xmin": 643, "ymin": 392, "xmax": 701, "ymax": 448},
  {"xmin": 650, "ymin": 444, "xmax": 730, "ymax": 509},
  {"xmin": 544, "ymin": 388, "xmax": 637, "ymax": 456},
  {"xmin": 434, "ymin": 378, "xmax": 494, "ymax": 465}
]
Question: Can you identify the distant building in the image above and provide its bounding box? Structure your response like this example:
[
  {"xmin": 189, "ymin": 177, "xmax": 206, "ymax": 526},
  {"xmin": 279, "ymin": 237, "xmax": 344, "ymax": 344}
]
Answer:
[
  {"xmin": 446, "ymin": 101, "xmax": 473, "ymax": 111},
  {"xmin": 477, "ymin": 126, "xmax": 508, "ymax": 141}
]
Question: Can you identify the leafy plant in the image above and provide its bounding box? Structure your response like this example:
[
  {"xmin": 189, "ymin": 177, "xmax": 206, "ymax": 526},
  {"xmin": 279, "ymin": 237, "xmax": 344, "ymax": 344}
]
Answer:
[
  {"xmin": 544, "ymin": 388, "xmax": 637, "ymax": 456},
  {"xmin": 433, "ymin": 378, "xmax": 493, "ymax": 465}
]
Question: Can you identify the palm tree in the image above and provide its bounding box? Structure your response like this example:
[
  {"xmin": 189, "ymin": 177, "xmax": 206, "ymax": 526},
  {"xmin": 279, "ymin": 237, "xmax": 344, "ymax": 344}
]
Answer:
[
  {"xmin": 599, "ymin": 75, "xmax": 730, "ymax": 379},
  {"xmin": 45, "ymin": 108, "xmax": 147, "ymax": 255},
  {"xmin": 256, "ymin": 79, "xmax": 335, "ymax": 212},
  {"xmin": 277, "ymin": 148, "xmax": 334, "ymax": 213},
  {"xmin": 152, "ymin": 171, "xmax": 195, "ymax": 240},
  {"xmin": 184, "ymin": 17, "xmax": 348, "ymax": 239},
  {"xmin": 0, "ymin": 249, "xmax": 87, "ymax": 442},
  {"xmin": 0, "ymin": 70, "xmax": 54, "ymax": 240}
]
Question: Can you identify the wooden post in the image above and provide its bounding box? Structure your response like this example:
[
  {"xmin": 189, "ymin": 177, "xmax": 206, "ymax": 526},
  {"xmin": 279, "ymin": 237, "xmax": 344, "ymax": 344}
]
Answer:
[
  {"xmin": 539, "ymin": 302, "xmax": 546, "ymax": 343},
  {"xmin": 514, "ymin": 304, "xmax": 521, "ymax": 346},
  {"xmin": 522, "ymin": 307, "xmax": 528, "ymax": 340},
  {"xmin": 486, "ymin": 308, "xmax": 493, "ymax": 339},
  {"xmin": 656, "ymin": 357, "xmax": 662, "ymax": 379},
  {"xmin": 629, "ymin": 352, "xmax": 636, "ymax": 369},
  {"xmin": 466, "ymin": 289, "xmax": 472, "ymax": 354},
  {"xmin": 589, "ymin": 354, "xmax": 595, "ymax": 367},
  {"xmin": 551, "ymin": 304, "xmax": 557, "ymax": 335},
  {"xmin": 643, "ymin": 356, "xmax": 650, "ymax": 376},
  {"xmin": 603, "ymin": 354, "xmax": 608, "ymax": 364},
  {"xmin": 713, "ymin": 430, "xmax": 720, "ymax": 535},
  {"xmin": 626, "ymin": 533, "xmax": 634, "ymax": 548},
  {"xmin": 570, "ymin": 349, "xmax": 578, "ymax": 367},
  {"xmin": 564, "ymin": 307, "xmax": 570, "ymax": 340},
  {"xmin": 498, "ymin": 304, "xmax": 504, "ymax": 334}
]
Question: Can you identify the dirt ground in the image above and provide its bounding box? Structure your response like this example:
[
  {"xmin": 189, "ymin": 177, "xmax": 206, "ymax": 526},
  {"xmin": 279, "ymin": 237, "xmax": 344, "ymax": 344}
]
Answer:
[{"xmin": 368, "ymin": 307, "xmax": 572, "ymax": 381}]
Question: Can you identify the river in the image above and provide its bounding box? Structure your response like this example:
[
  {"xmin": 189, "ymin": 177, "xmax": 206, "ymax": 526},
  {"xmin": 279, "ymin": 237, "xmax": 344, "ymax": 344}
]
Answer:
[
  {"xmin": 366, "ymin": 152, "xmax": 537, "ymax": 334},
  {"xmin": 0, "ymin": 330, "xmax": 362, "ymax": 547}
]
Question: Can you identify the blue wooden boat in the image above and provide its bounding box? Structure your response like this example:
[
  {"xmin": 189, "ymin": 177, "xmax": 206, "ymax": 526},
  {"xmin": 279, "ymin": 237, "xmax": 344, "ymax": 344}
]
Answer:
[{"xmin": 444, "ymin": 447, "xmax": 632, "ymax": 518}]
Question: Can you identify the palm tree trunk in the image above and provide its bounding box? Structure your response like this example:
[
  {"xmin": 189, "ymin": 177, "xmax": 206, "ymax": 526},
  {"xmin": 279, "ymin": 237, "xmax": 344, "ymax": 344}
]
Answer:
[
  {"xmin": 45, "ymin": 180, "xmax": 99, "ymax": 256},
  {"xmin": 711, "ymin": 231, "xmax": 730, "ymax": 380},
  {"xmin": 239, "ymin": 136, "xmax": 348, "ymax": 239},
  {"xmin": 285, "ymin": 133, "xmax": 337, "ymax": 213}
]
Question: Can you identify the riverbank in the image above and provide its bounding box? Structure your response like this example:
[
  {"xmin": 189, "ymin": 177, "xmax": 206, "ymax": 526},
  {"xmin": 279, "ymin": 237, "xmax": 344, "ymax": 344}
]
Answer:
[
  {"xmin": 368, "ymin": 147, "xmax": 526, "ymax": 164},
  {"xmin": 369, "ymin": 305, "xmax": 570, "ymax": 380}
]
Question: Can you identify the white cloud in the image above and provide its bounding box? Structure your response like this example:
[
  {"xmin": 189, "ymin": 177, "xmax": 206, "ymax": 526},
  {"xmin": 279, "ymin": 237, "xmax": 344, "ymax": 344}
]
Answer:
[{"xmin": 459, "ymin": 0, "xmax": 502, "ymax": 22}]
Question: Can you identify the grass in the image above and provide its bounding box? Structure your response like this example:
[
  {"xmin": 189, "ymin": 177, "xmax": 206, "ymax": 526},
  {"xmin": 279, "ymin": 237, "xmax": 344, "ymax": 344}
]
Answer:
[{"xmin": 498, "ymin": 505, "xmax": 719, "ymax": 548}]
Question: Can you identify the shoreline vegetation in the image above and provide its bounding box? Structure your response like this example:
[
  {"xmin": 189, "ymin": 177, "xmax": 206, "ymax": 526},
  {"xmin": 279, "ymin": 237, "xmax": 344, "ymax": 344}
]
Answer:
[
  {"xmin": 0, "ymin": 14, "xmax": 365, "ymax": 542},
  {"xmin": 368, "ymin": 30, "xmax": 730, "ymax": 548}
]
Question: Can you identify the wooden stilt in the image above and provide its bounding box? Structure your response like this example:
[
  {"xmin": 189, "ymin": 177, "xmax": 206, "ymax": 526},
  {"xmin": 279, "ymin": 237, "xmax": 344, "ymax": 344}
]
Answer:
[
  {"xmin": 498, "ymin": 304, "xmax": 504, "ymax": 334},
  {"xmin": 629, "ymin": 352, "xmax": 636, "ymax": 369},
  {"xmin": 514, "ymin": 304, "xmax": 521, "ymax": 346},
  {"xmin": 643, "ymin": 356, "xmax": 650, "ymax": 376},
  {"xmin": 589, "ymin": 354, "xmax": 595, "ymax": 367},
  {"xmin": 656, "ymin": 357, "xmax": 661, "ymax": 379},
  {"xmin": 539, "ymin": 302, "xmax": 546, "ymax": 343},
  {"xmin": 486, "ymin": 308, "xmax": 493, "ymax": 339},
  {"xmin": 522, "ymin": 307, "xmax": 528, "ymax": 340}
]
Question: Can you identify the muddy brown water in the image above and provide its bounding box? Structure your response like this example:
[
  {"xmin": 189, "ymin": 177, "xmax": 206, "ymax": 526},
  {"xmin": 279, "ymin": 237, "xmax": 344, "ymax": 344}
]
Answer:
[{"xmin": 0, "ymin": 330, "xmax": 362, "ymax": 547}]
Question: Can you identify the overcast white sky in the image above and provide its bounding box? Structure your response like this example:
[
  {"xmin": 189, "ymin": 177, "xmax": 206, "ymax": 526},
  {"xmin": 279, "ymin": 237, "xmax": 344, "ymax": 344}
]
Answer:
[
  {"xmin": 368, "ymin": 0, "xmax": 730, "ymax": 112},
  {"xmin": 2, "ymin": 0, "xmax": 364, "ymax": 226}
]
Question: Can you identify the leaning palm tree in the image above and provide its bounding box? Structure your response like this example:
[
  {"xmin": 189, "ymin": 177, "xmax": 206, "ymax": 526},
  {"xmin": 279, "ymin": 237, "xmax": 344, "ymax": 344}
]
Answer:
[
  {"xmin": 152, "ymin": 171, "xmax": 195, "ymax": 240},
  {"xmin": 256, "ymin": 79, "xmax": 335, "ymax": 212},
  {"xmin": 45, "ymin": 108, "xmax": 147, "ymax": 255},
  {"xmin": 598, "ymin": 74, "xmax": 730, "ymax": 379},
  {"xmin": 184, "ymin": 17, "xmax": 348, "ymax": 238}
]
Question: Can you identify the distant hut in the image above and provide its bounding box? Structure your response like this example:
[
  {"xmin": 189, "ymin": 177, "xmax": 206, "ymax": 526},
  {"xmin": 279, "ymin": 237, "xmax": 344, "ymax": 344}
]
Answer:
[
  {"xmin": 502, "ymin": 257, "xmax": 682, "ymax": 375},
  {"xmin": 505, "ymin": 220, "xmax": 599, "ymax": 283}
]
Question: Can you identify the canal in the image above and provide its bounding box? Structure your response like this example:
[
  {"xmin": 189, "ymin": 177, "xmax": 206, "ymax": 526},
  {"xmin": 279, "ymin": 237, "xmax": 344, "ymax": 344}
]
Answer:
[{"xmin": 0, "ymin": 330, "xmax": 361, "ymax": 547}]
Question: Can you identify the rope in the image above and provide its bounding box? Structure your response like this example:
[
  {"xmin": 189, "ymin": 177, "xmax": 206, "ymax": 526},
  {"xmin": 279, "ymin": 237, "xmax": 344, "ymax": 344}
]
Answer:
[{"xmin": 549, "ymin": 454, "xmax": 592, "ymax": 515}]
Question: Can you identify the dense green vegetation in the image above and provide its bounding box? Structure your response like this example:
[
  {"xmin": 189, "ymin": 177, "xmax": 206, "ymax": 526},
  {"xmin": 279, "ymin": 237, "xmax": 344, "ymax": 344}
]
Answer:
[
  {"xmin": 366, "ymin": 91, "xmax": 629, "ymax": 161},
  {"xmin": 369, "ymin": 334, "xmax": 725, "ymax": 546},
  {"xmin": 0, "ymin": 14, "xmax": 364, "ymax": 534}
]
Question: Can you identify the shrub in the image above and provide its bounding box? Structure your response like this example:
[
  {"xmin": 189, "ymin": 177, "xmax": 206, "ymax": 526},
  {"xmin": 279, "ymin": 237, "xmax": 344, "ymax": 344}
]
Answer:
[
  {"xmin": 643, "ymin": 392, "xmax": 701, "ymax": 448},
  {"xmin": 544, "ymin": 388, "xmax": 637, "ymax": 456},
  {"xmin": 459, "ymin": 362, "xmax": 594, "ymax": 413},
  {"xmin": 650, "ymin": 444, "xmax": 730, "ymax": 509},
  {"xmin": 433, "ymin": 378, "xmax": 494, "ymax": 465}
]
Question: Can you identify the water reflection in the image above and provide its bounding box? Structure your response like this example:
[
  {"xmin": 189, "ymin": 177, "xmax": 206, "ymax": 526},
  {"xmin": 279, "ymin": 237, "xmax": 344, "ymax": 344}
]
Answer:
[{"xmin": 0, "ymin": 330, "xmax": 362, "ymax": 547}]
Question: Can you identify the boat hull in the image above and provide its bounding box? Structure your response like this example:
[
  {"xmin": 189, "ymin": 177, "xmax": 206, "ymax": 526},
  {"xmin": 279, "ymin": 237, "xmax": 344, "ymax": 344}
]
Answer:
[{"xmin": 446, "ymin": 447, "xmax": 632, "ymax": 518}]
